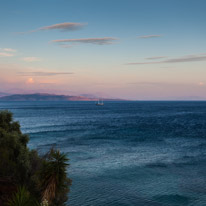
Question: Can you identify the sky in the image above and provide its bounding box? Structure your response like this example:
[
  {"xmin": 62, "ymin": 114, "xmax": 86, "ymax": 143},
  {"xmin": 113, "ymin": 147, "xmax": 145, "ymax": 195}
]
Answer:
[{"xmin": 0, "ymin": 0, "xmax": 206, "ymax": 100}]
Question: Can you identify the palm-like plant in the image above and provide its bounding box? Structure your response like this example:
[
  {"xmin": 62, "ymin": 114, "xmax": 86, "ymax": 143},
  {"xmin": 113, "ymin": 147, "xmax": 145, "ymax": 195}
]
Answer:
[
  {"xmin": 7, "ymin": 186, "xmax": 39, "ymax": 206},
  {"xmin": 40, "ymin": 149, "xmax": 70, "ymax": 205}
]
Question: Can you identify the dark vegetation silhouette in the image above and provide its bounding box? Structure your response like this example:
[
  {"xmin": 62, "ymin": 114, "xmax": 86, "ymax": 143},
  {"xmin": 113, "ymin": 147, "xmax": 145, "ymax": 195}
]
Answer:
[{"xmin": 0, "ymin": 110, "xmax": 71, "ymax": 206}]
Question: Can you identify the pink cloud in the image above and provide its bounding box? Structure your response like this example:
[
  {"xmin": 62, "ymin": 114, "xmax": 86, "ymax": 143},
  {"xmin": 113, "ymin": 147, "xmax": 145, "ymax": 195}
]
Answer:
[{"xmin": 0, "ymin": 52, "xmax": 14, "ymax": 57}]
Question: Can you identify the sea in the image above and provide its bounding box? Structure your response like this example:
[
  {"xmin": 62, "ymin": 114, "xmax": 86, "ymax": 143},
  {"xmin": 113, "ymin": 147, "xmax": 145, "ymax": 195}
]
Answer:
[{"xmin": 0, "ymin": 101, "xmax": 206, "ymax": 206}]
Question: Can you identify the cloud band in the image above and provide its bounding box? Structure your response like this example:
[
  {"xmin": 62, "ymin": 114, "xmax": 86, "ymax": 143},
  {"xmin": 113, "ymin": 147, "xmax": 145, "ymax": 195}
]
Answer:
[{"xmin": 52, "ymin": 37, "xmax": 118, "ymax": 46}]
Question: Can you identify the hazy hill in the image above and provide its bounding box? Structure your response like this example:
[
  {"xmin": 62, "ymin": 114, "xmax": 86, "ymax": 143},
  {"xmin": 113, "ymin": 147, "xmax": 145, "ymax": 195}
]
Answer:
[
  {"xmin": 0, "ymin": 92, "xmax": 11, "ymax": 97},
  {"xmin": 0, "ymin": 93, "xmax": 125, "ymax": 101}
]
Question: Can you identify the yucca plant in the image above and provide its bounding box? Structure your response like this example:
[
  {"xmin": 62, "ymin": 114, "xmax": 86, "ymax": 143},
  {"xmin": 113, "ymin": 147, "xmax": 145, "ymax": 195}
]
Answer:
[
  {"xmin": 40, "ymin": 149, "xmax": 71, "ymax": 205},
  {"xmin": 6, "ymin": 186, "xmax": 39, "ymax": 206}
]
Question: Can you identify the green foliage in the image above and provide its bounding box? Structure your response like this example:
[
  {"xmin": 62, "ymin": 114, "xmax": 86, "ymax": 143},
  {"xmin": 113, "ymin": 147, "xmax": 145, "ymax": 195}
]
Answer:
[
  {"xmin": 0, "ymin": 111, "xmax": 71, "ymax": 206},
  {"xmin": 6, "ymin": 186, "xmax": 35, "ymax": 206},
  {"xmin": 0, "ymin": 110, "xmax": 30, "ymax": 183},
  {"xmin": 40, "ymin": 149, "xmax": 72, "ymax": 205}
]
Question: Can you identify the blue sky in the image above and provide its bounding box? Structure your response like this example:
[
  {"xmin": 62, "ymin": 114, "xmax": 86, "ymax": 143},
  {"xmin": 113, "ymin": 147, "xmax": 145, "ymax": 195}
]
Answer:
[{"xmin": 0, "ymin": 0, "xmax": 206, "ymax": 100}]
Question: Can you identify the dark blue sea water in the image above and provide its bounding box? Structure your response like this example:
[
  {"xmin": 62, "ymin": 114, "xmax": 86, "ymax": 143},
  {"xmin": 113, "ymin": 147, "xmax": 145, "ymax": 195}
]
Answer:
[{"xmin": 1, "ymin": 101, "xmax": 206, "ymax": 206}]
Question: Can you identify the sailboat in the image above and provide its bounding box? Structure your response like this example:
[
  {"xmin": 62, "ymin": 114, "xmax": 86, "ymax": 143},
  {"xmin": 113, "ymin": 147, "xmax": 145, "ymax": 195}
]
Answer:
[{"xmin": 96, "ymin": 99, "xmax": 104, "ymax": 106}]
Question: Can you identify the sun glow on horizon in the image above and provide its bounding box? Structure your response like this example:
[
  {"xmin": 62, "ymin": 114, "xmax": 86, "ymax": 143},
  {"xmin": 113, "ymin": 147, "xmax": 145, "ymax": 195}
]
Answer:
[{"xmin": 26, "ymin": 78, "xmax": 34, "ymax": 84}]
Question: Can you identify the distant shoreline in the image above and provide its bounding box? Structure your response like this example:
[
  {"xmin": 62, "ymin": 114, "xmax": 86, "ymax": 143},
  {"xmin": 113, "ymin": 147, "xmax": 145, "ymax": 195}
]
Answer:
[{"xmin": 0, "ymin": 93, "xmax": 127, "ymax": 101}]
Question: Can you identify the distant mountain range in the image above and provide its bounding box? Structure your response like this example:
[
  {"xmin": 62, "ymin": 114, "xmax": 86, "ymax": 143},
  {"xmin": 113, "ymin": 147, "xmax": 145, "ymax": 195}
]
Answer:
[
  {"xmin": 0, "ymin": 92, "xmax": 11, "ymax": 97},
  {"xmin": 0, "ymin": 93, "xmax": 125, "ymax": 101}
]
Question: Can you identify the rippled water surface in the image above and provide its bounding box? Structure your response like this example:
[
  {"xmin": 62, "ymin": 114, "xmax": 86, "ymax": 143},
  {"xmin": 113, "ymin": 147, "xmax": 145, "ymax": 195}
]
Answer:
[{"xmin": 1, "ymin": 101, "xmax": 206, "ymax": 206}]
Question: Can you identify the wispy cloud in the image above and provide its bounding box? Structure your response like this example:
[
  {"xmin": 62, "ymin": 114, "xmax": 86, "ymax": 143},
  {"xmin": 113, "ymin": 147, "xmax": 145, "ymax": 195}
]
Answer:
[
  {"xmin": 52, "ymin": 37, "xmax": 118, "ymax": 46},
  {"xmin": 145, "ymin": 56, "xmax": 167, "ymax": 60},
  {"xmin": 22, "ymin": 57, "xmax": 41, "ymax": 62},
  {"xmin": 127, "ymin": 81, "xmax": 176, "ymax": 86},
  {"xmin": 0, "ymin": 52, "xmax": 14, "ymax": 57},
  {"xmin": 164, "ymin": 54, "xmax": 206, "ymax": 63},
  {"xmin": 18, "ymin": 71, "xmax": 73, "ymax": 76},
  {"xmin": 3, "ymin": 48, "xmax": 17, "ymax": 52},
  {"xmin": 20, "ymin": 22, "xmax": 85, "ymax": 34},
  {"xmin": 0, "ymin": 48, "xmax": 16, "ymax": 57},
  {"xmin": 137, "ymin": 35, "xmax": 162, "ymax": 39},
  {"xmin": 126, "ymin": 54, "xmax": 206, "ymax": 65}
]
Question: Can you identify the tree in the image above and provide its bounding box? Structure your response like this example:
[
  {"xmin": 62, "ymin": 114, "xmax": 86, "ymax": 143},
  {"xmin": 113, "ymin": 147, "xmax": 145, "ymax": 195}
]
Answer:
[
  {"xmin": 0, "ymin": 110, "xmax": 30, "ymax": 184},
  {"xmin": 0, "ymin": 110, "xmax": 31, "ymax": 204}
]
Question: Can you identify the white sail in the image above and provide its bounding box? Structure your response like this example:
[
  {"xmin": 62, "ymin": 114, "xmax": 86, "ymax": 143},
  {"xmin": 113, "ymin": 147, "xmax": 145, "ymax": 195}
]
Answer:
[{"xmin": 96, "ymin": 98, "xmax": 104, "ymax": 106}]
